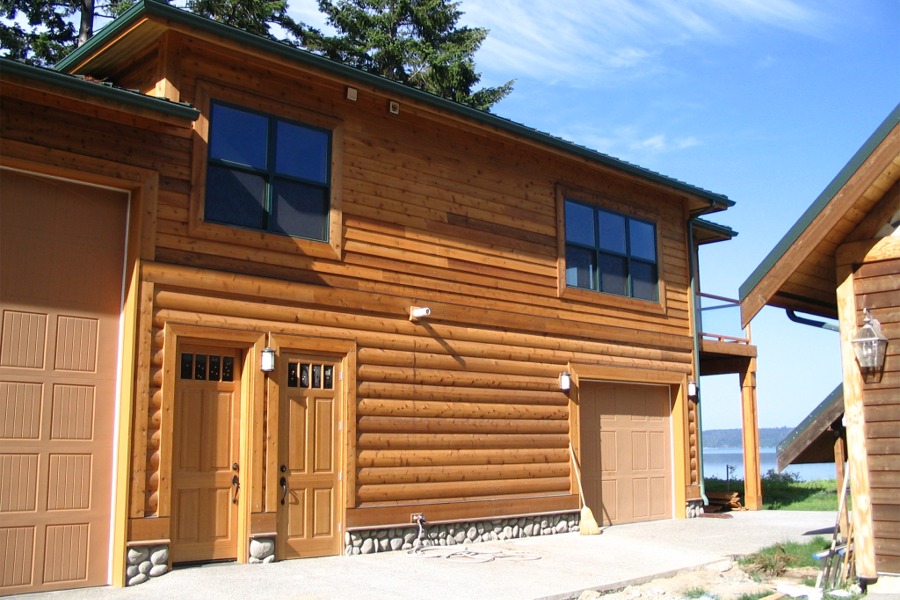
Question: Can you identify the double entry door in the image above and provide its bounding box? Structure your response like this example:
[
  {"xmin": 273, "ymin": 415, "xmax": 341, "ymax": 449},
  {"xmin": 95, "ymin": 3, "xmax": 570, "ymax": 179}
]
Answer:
[{"xmin": 169, "ymin": 346, "xmax": 342, "ymax": 563}]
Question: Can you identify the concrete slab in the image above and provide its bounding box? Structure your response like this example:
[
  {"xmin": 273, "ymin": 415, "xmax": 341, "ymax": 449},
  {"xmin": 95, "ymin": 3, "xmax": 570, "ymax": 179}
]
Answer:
[{"xmin": 25, "ymin": 511, "xmax": 840, "ymax": 600}]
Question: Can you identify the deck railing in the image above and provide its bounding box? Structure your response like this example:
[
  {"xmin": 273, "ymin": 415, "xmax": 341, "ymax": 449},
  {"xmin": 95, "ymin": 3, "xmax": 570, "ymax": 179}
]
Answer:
[{"xmin": 698, "ymin": 293, "xmax": 751, "ymax": 344}]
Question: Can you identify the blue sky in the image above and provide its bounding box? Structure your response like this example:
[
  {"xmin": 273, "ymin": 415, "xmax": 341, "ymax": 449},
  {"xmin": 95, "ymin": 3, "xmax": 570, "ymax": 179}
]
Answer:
[{"xmin": 290, "ymin": 1, "xmax": 900, "ymax": 431}]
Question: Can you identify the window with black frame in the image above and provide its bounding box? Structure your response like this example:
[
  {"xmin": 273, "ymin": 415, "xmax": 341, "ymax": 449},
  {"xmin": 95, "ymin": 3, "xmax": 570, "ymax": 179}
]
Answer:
[
  {"xmin": 564, "ymin": 199, "xmax": 659, "ymax": 301},
  {"xmin": 205, "ymin": 101, "xmax": 331, "ymax": 241}
]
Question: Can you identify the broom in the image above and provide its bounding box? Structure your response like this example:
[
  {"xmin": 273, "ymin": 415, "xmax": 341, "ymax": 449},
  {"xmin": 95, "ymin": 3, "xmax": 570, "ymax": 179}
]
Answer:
[{"xmin": 569, "ymin": 443, "xmax": 602, "ymax": 535}]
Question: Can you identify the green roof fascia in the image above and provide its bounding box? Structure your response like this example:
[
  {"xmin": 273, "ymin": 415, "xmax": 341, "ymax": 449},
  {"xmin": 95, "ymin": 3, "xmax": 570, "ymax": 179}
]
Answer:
[
  {"xmin": 776, "ymin": 383, "xmax": 843, "ymax": 456},
  {"xmin": 693, "ymin": 218, "xmax": 738, "ymax": 242},
  {"xmin": 739, "ymin": 103, "xmax": 900, "ymax": 302},
  {"xmin": 57, "ymin": 0, "xmax": 733, "ymax": 211},
  {"xmin": 1, "ymin": 57, "xmax": 199, "ymax": 121}
]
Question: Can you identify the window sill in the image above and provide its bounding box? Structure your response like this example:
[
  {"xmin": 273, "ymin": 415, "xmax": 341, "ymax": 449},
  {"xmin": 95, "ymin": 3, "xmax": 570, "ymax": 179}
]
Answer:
[{"xmin": 558, "ymin": 284, "xmax": 668, "ymax": 316}]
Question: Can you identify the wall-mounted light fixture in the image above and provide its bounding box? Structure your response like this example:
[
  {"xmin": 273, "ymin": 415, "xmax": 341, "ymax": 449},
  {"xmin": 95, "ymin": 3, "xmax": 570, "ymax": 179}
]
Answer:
[
  {"xmin": 688, "ymin": 380, "xmax": 699, "ymax": 402},
  {"xmin": 409, "ymin": 306, "xmax": 431, "ymax": 321},
  {"xmin": 559, "ymin": 371, "xmax": 571, "ymax": 392},
  {"xmin": 851, "ymin": 308, "xmax": 888, "ymax": 373},
  {"xmin": 260, "ymin": 334, "xmax": 276, "ymax": 373}
]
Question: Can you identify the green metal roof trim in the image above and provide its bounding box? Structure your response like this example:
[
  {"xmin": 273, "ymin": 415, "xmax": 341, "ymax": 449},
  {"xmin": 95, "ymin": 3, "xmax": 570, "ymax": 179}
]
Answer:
[
  {"xmin": 739, "ymin": 103, "xmax": 900, "ymax": 302},
  {"xmin": 1, "ymin": 58, "xmax": 199, "ymax": 120},
  {"xmin": 776, "ymin": 383, "xmax": 842, "ymax": 456},
  {"xmin": 57, "ymin": 0, "xmax": 733, "ymax": 210},
  {"xmin": 693, "ymin": 218, "xmax": 738, "ymax": 241}
]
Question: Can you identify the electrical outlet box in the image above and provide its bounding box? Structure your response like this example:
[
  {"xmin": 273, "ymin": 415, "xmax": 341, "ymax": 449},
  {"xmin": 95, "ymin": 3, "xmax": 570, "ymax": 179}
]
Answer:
[
  {"xmin": 410, "ymin": 513, "xmax": 423, "ymax": 523},
  {"xmin": 389, "ymin": 100, "xmax": 400, "ymax": 115}
]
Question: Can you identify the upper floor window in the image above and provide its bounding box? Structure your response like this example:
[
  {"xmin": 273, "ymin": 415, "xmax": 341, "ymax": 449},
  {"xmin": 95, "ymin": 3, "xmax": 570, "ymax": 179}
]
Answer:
[
  {"xmin": 205, "ymin": 101, "xmax": 331, "ymax": 241},
  {"xmin": 564, "ymin": 199, "xmax": 658, "ymax": 301}
]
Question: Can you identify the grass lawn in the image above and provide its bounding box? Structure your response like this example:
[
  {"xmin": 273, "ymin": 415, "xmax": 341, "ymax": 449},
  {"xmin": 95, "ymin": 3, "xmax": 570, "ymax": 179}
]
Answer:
[{"xmin": 704, "ymin": 469, "xmax": 841, "ymax": 511}]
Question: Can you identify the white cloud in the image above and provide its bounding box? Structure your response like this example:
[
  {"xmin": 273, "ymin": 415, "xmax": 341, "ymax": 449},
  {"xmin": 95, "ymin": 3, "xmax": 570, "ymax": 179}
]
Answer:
[{"xmin": 460, "ymin": 0, "xmax": 830, "ymax": 81}]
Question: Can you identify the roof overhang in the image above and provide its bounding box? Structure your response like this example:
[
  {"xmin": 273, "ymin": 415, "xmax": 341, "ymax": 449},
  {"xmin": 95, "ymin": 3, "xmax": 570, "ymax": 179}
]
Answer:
[
  {"xmin": 693, "ymin": 218, "xmax": 737, "ymax": 245},
  {"xmin": 738, "ymin": 104, "xmax": 900, "ymax": 328},
  {"xmin": 56, "ymin": 0, "xmax": 733, "ymax": 215},
  {"xmin": 0, "ymin": 57, "xmax": 199, "ymax": 122},
  {"xmin": 776, "ymin": 384, "xmax": 844, "ymax": 471}
]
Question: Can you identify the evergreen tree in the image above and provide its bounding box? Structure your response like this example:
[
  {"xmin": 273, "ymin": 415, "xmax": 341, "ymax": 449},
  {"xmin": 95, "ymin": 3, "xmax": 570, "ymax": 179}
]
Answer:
[
  {"xmin": 187, "ymin": 0, "xmax": 303, "ymax": 41},
  {"xmin": 301, "ymin": 0, "xmax": 513, "ymax": 111}
]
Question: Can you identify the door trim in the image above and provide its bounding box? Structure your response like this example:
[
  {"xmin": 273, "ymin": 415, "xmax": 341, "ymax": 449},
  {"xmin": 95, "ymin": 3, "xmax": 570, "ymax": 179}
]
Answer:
[
  {"xmin": 160, "ymin": 324, "xmax": 268, "ymax": 564},
  {"xmin": 567, "ymin": 363, "xmax": 690, "ymax": 519}
]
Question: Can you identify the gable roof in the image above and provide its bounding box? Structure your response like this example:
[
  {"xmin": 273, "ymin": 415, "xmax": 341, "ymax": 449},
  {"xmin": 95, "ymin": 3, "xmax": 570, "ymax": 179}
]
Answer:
[
  {"xmin": 739, "ymin": 103, "xmax": 900, "ymax": 327},
  {"xmin": 56, "ymin": 0, "xmax": 733, "ymax": 215}
]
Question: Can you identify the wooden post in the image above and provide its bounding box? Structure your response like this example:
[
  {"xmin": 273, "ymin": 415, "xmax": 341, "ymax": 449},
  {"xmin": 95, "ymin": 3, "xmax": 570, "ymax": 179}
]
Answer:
[
  {"xmin": 740, "ymin": 357, "xmax": 762, "ymax": 510},
  {"xmin": 833, "ymin": 432, "xmax": 848, "ymax": 541},
  {"xmin": 836, "ymin": 267, "xmax": 877, "ymax": 582}
]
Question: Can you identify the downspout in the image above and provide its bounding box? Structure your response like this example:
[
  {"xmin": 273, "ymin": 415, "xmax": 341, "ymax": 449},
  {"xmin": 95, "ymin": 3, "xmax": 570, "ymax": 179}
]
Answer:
[
  {"xmin": 785, "ymin": 309, "xmax": 840, "ymax": 332},
  {"xmin": 688, "ymin": 203, "xmax": 726, "ymax": 508}
]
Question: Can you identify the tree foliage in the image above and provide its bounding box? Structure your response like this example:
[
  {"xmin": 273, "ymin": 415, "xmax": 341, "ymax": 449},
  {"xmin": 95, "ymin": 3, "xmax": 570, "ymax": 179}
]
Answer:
[
  {"xmin": 0, "ymin": 0, "xmax": 514, "ymax": 111},
  {"xmin": 186, "ymin": 0, "xmax": 303, "ymax": 41},
  {"xmin": 299, "ymin": 0, "xmax": 513, "ymax": 110}
]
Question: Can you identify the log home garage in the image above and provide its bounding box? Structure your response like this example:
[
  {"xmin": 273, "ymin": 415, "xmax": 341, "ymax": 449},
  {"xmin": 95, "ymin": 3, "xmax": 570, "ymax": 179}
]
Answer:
[
  {"xmin": 1, "ymin": 0, "xmax": 752, "ymax": 592},
  {"xmin": 740, "ymin": 104, "xmax": 900, "ymax": 582}
]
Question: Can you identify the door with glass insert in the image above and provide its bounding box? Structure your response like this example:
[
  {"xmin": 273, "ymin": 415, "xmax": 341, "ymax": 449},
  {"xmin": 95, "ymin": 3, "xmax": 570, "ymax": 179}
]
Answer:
[{"xmin": 277, "ymin": 355, "xmax": 341, "ymax": 558}]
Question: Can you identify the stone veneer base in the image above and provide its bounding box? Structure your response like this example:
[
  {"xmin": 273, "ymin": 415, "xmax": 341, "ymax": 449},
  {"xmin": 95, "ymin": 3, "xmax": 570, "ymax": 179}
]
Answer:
[
  {"xmin": 125, "ymin": 544, "xmax": 169, "ymax": 586},
  {"xmin": 344, "ymin": 513, "xmax": 580, "ymax": 555}
]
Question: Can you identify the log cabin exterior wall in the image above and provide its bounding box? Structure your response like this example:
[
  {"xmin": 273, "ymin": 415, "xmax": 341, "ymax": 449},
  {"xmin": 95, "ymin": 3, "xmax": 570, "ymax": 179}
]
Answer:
[
  {"xmin": 2, "ymin": 5, "xmax": 729, "ymax": 586},
  {"xmin": 851, "ymin": 254, "xmax": 900, "ymax": 574}
]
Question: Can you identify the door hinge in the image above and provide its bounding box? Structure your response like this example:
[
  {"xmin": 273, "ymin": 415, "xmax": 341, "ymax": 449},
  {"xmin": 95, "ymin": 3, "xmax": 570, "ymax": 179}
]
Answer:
[
  {"xmin": 338, "ymin": 471, "xmax": 343, "ymax": 481},
  {"xmin": 340, "ymin": 371, "xmax": 343, "ymax": 381},
  {"xmin": 338, "ymin": 420, "xmax": 343, "ymax": 431}
]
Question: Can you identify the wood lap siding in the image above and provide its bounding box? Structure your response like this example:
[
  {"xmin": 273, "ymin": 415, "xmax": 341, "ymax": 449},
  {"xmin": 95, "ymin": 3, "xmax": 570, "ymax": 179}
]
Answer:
[{"xmin": 855, "ymin": 258, "xmax": 900, "ymax": 574}]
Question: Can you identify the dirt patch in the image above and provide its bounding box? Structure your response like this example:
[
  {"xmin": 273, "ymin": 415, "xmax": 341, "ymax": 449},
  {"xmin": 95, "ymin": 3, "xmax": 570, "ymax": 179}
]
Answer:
[{"xmin": 578, "ymin": 560, "xmax": 821, "ymax": 600}]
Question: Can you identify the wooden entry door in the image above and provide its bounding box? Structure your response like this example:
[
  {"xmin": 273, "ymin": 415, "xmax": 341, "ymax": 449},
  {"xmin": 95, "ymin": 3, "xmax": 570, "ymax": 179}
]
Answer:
[
  {"xmin": 277, "ymin": 354, "xmax": 341, "ymax": 558},
  {"xmin": 171, "ymin": 346, "xmax": 242, "ymax": 563},
  {"xmin": 580, "ymin": 382, "xmax": 672, "ymax": 525},
  {"xmin": 0, "ymin": 171, "xmax": 126, "ymax": 594}
]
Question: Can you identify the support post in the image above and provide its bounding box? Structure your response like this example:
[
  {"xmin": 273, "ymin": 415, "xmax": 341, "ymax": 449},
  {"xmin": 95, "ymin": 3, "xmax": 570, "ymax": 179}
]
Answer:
[
  {"xmin": 740, "ymin": 357, "xmax": 762, "ymax": 510},
  {"xmin": 836, "ymin": 268, "xmax": 877, "ymax": 582}
]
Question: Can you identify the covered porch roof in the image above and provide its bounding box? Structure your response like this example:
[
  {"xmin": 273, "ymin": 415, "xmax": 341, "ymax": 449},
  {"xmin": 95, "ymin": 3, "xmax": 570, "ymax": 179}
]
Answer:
[{"xmin": 776, "ymin": 384, "xmax": 844, "ymax": 472}]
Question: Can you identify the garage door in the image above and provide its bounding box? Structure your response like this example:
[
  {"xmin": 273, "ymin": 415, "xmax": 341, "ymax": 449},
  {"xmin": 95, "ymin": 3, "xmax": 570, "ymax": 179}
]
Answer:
[
  {"xmin": 0, "ymin": 170, "xmax": 126, "ymax": 594},
  {"xmin": 580, "ymin": 382, "xmax": 672, "ymax": 525}
]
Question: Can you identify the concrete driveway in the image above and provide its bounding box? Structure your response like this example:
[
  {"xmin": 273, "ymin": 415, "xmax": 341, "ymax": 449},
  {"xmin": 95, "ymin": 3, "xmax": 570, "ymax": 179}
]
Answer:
[{"xmin": 28, "ymin": 511, "xmax": 837, "ymax": 600}]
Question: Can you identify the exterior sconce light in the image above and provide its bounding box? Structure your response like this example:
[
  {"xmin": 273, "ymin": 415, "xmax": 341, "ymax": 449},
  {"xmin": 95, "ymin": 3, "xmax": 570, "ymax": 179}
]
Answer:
[
  {"xmin": 851, "ymin": 308, "xmax": 888, "ymax": 373},
  {"xmin": 688, "ymin": 380, "xmax": 699, "ymax": 402},
  {"xmin": 260, "ymin": 346, "xmax": 276, "ymax": 373},
  {"xmin": 409, "ymin": 306, "xmax": 431, "ymax": 321},
  {"xmin": 559, "ymin": 372, "xmax": 571, "ymax": 391}
]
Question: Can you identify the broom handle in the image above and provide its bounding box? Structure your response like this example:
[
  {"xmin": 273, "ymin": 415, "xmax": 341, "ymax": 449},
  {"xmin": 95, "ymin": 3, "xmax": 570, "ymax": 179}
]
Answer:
[{"xmin": 569, "ymin": 443, "xmax": 586, "ymax": 509}]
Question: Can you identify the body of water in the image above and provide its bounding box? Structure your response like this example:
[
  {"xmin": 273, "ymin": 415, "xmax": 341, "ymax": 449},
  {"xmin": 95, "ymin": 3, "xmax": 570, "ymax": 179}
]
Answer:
[{"xmin": 703, "ymin": 447, "xmax": 837, "ymax": 482}]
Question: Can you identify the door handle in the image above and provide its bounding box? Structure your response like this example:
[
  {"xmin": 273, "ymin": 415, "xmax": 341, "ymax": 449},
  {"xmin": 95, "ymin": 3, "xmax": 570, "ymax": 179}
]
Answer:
[
  {"xmin": 231, "ymin": 474, "xmax": 240, "ymax": 504},
  {"xmin": 280, "ymin": 476, "xmax": 288, "ymax": 505}
]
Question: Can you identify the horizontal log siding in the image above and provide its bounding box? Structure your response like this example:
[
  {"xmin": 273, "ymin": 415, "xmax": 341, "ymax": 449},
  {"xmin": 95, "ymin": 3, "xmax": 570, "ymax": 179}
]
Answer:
[
  {"xmin": 10, "ymin": 30, "xmax": 704, "ymax": 526},
  {"xmin": 856, "ymin": 257, "xmax": 900, "ymax": 574}
]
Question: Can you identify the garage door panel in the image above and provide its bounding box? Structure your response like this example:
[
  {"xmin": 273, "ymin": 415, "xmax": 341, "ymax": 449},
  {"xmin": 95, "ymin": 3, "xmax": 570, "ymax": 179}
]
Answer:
[
  {"xmin": 1, "ymin": 526, "xmax": 36, "ymax": 587},
  {"xmin": 0, "ymin": 454, "xmax": 39, "ymax": 511},
  {"xmin": 631, "ymin": 431, "xmax": 649, "ymax": 471},
  {"xmin": 0, "ymin": 311, "xmax": 48, "ymax": 369},
  {"xmin": 0, "ymin": 381, "xmax": 43, "ymax": 439}
]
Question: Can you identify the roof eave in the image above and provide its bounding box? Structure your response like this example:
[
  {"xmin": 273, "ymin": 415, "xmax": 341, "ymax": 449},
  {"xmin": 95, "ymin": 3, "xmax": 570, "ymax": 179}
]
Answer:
[{"xmin": 1, "ymin": 57, "xmax": 199, "ymax": 121}]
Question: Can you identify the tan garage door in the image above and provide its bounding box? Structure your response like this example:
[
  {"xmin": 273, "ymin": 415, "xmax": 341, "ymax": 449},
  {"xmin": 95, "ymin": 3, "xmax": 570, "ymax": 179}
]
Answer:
[
  {"xmin": 0, "ymin": 170, "xmax": 126, "ymax": 594},
  {"xmin": 580, "ymin": 382, "xmax": 672, "ymax": 525}
]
